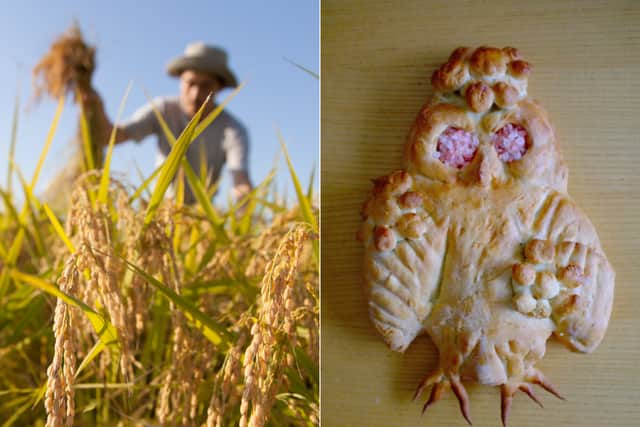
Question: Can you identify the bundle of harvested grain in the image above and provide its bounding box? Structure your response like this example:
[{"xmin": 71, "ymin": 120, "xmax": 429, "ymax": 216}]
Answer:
[
  {"xmin": 34, "ymin": 23, "xmax": 109, "ymax": 212},
  {"xmin": 33, "ymin": 23, "xmax": 95, "ymax": 101}
]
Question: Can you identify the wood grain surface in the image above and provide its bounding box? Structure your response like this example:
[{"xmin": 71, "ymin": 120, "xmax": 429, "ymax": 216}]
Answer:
[{"xmin": 320, "ymin": 1, "xmax": 640, "ymax": 426}]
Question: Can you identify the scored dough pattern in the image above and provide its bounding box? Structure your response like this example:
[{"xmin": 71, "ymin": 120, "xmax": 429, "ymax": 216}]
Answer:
[{"xmin": 358, "ymin": 46, "xmax": 615, "ymax": 425}]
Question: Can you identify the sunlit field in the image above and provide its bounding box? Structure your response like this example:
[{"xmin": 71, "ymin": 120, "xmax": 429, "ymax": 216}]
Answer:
[{"xmin": 0, "ymin": 26, "xmax": 318, "ymax": 427}]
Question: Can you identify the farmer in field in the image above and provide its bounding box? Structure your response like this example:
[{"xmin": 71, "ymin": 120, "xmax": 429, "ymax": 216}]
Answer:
[{"xmin": 83, "ymin": 41, "xmax": 252, "ymax": 204}]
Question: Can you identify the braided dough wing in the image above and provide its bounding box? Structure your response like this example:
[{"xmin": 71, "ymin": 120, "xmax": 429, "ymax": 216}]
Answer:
[{"xmin": 359, "ymin": 170, "xmax": 448, "ymax": 352}]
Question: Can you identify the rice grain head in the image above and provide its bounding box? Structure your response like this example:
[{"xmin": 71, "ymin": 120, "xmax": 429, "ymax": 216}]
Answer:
[{"xmin": 240, "ymin": 224, "xmax": 315, "ymax": 427}]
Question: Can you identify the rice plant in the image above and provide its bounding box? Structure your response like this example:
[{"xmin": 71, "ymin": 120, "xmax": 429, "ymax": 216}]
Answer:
[{"xmin": 0, "ymin": 25, "xmax": 318, "ymax": 427}]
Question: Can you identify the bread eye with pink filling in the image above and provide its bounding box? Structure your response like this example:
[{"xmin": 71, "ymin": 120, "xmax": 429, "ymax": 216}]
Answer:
[
  {"xmin": 491, "ymin": 123, "xmax": 528, "ymax": 162},
  {"xmin": 433, "ymin": 126, "xmax": 479, "ymax": 168}
]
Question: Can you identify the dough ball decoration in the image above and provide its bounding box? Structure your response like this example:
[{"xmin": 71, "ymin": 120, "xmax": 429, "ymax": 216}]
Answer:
[
  {"xmin": 431, "ymin": 46, "xmax": 531, "ymax": 110},
  {"xmin": 358, "ymin": 46, "xmax": 615, "ymax": 426}
]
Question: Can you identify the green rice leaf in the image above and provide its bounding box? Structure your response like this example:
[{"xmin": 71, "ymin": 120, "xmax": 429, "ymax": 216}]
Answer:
[
  {"xmin": 14, "ymin": 167, "xmax": 45, "ymax": 256},
  {"xmin": 142, "ymin": 86, "xmax": 243, "ymax": 239},
  {"xmin": 31, "ymin": 95, "xmax": 64, "ymax": 189},
  {"xmin": 279, "ymin": 371, "xmax": 314, "ymax": 406},
  {"xmin": 206, "ymin": 176, "xmax": 221, "ymax": 199},
  {"xmin": 144, "ymin": 296, "xmax": 170, "ymax": 376},
  {"xmin": 227, "ymin": 192, "xmax": 238, "ymax": 232},
  {"xmin": 73, "ymin": 383, "xmax": 137, "ymax": 390},
  {"xmin": 277, "ymin": 130, "xmax": 318, "ymax": 234},
  {"xmin": 98, "ymin": 81, "xmax": 133, "ymax": 204},
  {"xmin": 143, "ymin": 94, "xmax": 209, "ymax": 227},
  {"xmin": 182, "ymin": 161, "xmax": 227, "ymax": 240},
  {"xmin": 14, "ymin": 165, "xmax": 41, "ymax": 212},
  {"xmin": 42, "ymin": 203, "xmax": 75, "ymax": 253},
  {"xmin": 30, "ymin": 383, "xmax": 47, "ymax": 409},
  {"xmin": 78, "ymin": 94, "xmax": 95, "ymax": 171},
  {"xmin": 199, "ymin": 143, "xmax": 208, "ymax": 183},
  {"xmin": 0, "ymin": 189, "xmax": 21, "ymax": 228},
  {"xmin": 10, "ymin": 270, "xmax": 119, "ymax": 349},
  {"xmin": 195, "ymin": 233, "xmax": 218, "ymax": 272},
  {"xmin": 184, "ymin": 227, "xmax": 200, "ymax": 273},
  {"xmin": 142, "ymin": 89, "xmax": 175, "ymax": 146},
  {"xmin": 235, "ymin": 168, "xmax": 276, "ymax": 208},
  {"xmin": 142, "ymin": 88, "xmax": 231, "ymax": 237},
  {"xmin": 283, "ymin": 57, "xmax": 319, "ymax": 80},
  {"xmin": 235, "ymin": 168, "xmax": 277, "ymax": 234},
  {"xmin": 235, "ymin": 195, "xmax": 256, "ymax": 235},
  {"xmin": 277, "ymin": 131, "xmax": 318, "ymax": 262},
  {"xmin": 0, "ymin": 229, "xmax": 25, "ymax": 298},
  {"xmin": 175, "ymin": 167, "xmax": 185, "ymax": 208},
  {"xmin": 128, "ymin": 163, "xmax": 162, "ymax": 204},
  {"xmin": 254, "ymin": 197, "xmax": 287, "ymax": 213},
  {"xmin": 75, "ymin": 339, "xmax": 107, "ymax": 379},
  {"xmin": 0, "ymin": 388, "xmax": 37, "ymax": 397},
  {"xmin": 184, "ymin": 277, "xmax": 259, "ymax": 301},
  {"xmin": 1, "ymin": 395, "xmax": 32, "ymax": 427},
  {"xmin": 306, "ymin": 162, "xmax": 316, "ymax": 202},
  {"xmin": 292, "ymin": 343, "xmax": 319, "ymax": 387},
  {"xmin": 4, "ymin": 229, "xmax": 25, "ymax": 266},
  {"xmin": 192, "ymin": 82, "xmax": 246, "ymax": 140},
  {"xmin": 0, "ymin": 167, "xmax": 42, "ymax": 296},
  {"xmin": 7, "ymin": 88, "xmax": 20, "ymax": 193},
  {"xmin": 172, "ymin": 169, "xmax": 185, "ymax": 253},
  {"xmin": 113, "ymin": 253, "xmax": 233, "ymax": 350}
]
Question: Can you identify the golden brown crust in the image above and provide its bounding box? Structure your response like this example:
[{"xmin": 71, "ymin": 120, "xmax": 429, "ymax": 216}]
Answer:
[
  {"xmin": 465, "ymin": 81, "xmax": 494, "ymax": 113},
  {"xmin": 398, "ymin": 191, "xmax": 423, "ymax": 209},
  {"xmin": 512, "ymin": 263, "xmax": 536, "ymax": 286},
  {"xmin": 493, "ymin": 82, "xmax": 520, "ymax": 108},
  {"xmin": 469, "ymin": 47, "xmax": 508, "ymax": 77},
  {"xmin": 371, "ymin": 170, "xmax": 412, "ymax": 197},
  {"xmin": 407, "ymin": 46, "xmax": 567, "ymax": 192},
  {"xmin": 558, "ymin": 264, "xmax": 584, "ymax": 288},
  {"xmin": 502, "ymin": 46, "xmax": 523, "ymax": 61},
  {"xmin": 406, "ymin": 96, "xmax": 568, "ymax": 192},
  {"xmin": 430, "ymin": 46, "xmax": 531, "ymax": 111},
  {"xmin": 360, "ymin": 46, "xmax": 614, "ymax": 422},
  {"xmin": 406, "ymin": 102, "xmax": 476, "ymax": 183},
  {"xmin": 525, "ymin": 239, "xmax": 555, "ymax": 264},
  {"xmin": 360, "ymin": 171, "xmax": 449, "ymax": 352},
  {"xmin": 396, "ymin": 213, "xmax": 426, "ymax": 239},
  {"xmin": 373, "ymin": 226, "xmax": 396, "ymax": 252},
  {"xmin": 431, "ymin": 47, "xmax": 471, "ymax": 92},
  {"xmin": 508, "ymin": 60, "xmax": 532, "ymax": 78}
]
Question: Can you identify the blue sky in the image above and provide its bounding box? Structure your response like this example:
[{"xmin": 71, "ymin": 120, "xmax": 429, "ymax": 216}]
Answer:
[{"xmin": 0, "ymin": 0, "xmax": 319, "ymax": 205}]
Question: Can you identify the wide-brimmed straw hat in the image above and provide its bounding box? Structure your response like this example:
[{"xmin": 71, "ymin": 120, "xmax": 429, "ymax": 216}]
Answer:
[{"xmin": 166, "ymin": 42, "xmax": 238, "ymax": 88}]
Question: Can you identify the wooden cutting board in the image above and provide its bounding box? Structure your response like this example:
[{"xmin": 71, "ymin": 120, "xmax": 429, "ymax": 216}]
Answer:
[{"xmin": 320, "ymin": 1, "xmax": 640, "ymax": 426}]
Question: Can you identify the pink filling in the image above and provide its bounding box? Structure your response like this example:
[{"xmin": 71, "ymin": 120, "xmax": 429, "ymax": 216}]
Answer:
[
  {"xmin": 433, "ymin": 127, "xmax": 479, "ymax": 169},
  {"xmin": 492, "ymin": 123, "xmax": 528, "ymax": 162}
]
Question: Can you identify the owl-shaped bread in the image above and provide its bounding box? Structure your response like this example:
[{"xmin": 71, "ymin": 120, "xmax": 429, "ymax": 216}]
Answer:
[{"xmin": 357, "ymin": 47, "xmax": 614, "ymax": 425}]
